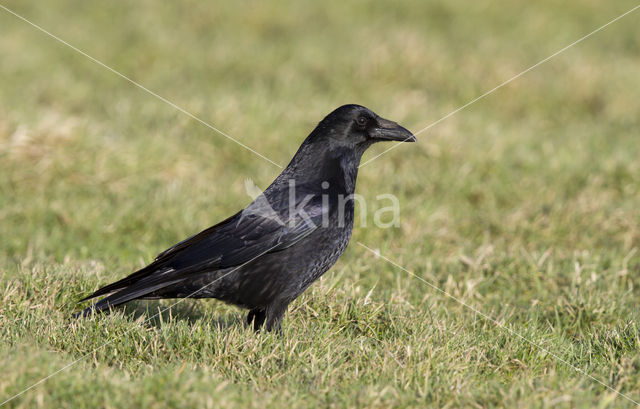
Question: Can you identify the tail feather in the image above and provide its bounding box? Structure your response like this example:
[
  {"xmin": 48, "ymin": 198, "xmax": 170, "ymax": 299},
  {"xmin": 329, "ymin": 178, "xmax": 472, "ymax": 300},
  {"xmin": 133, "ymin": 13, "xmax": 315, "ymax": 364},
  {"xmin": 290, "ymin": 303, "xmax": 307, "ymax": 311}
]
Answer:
[
  {"xmin": 74, "ymin": 275, "xmax": 183, "ymax": 318},
  {"xmin": 74, "ymin": 260, "xmax": 222, "ymax": 318},
  {"xmin": 78, "ymin": 264, "xmax": 168, "ymax": 302}
]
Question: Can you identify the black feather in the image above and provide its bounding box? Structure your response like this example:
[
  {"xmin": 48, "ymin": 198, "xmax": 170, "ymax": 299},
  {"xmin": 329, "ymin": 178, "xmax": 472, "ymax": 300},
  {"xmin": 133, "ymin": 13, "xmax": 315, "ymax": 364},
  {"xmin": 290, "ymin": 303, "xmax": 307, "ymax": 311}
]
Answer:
[{"xmin": 74, "ymin": 105, "xmax": 415, "ymax": 331}]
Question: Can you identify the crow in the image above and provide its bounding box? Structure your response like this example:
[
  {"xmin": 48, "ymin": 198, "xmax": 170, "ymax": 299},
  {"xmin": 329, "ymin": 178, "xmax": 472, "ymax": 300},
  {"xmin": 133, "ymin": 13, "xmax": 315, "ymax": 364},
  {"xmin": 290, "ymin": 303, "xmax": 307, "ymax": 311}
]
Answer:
[{"xmin": 75, "ymin": 104, "xmax": 415, "ymax": 331}]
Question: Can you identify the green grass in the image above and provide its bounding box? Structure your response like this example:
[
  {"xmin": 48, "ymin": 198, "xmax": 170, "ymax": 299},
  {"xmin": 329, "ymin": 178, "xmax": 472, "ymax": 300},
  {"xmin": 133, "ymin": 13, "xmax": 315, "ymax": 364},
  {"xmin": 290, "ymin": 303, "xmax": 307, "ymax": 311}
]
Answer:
[{"xmin": 1, "ymin": 0, "xmax": 640, "ymax": 407}]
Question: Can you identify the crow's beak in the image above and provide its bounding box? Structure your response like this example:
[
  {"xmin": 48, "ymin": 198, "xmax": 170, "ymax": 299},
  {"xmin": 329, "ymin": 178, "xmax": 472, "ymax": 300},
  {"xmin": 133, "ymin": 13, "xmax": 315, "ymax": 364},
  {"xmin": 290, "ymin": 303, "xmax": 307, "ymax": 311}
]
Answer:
[{"xmin": 370, "ymin": 117, "xmax": 416, "ymax": 142}]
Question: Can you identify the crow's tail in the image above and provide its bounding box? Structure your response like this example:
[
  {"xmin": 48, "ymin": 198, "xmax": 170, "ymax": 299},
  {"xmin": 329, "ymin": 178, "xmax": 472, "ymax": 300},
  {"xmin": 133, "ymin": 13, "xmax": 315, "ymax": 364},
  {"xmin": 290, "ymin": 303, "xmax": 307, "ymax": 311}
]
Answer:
[{"xmin": 73, "ymin": 274, "xmax": 183, "ymax": 318}]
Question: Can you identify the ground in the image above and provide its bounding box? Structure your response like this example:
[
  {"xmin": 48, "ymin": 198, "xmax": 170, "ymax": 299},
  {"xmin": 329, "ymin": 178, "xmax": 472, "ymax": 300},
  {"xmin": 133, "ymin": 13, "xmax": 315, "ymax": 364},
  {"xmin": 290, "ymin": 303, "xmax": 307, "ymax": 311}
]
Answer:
[{"xmin": 1, "ymin": 1, "xmax": 640, "ymax": 408}]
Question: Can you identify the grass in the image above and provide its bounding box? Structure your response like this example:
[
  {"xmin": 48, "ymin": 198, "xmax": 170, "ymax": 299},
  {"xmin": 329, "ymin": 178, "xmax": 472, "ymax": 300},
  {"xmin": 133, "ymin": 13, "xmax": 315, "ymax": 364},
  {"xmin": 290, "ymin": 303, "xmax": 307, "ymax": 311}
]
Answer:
[{"xmin": 1, "ymin": 0, "xmax": 640, "ymax": 407}]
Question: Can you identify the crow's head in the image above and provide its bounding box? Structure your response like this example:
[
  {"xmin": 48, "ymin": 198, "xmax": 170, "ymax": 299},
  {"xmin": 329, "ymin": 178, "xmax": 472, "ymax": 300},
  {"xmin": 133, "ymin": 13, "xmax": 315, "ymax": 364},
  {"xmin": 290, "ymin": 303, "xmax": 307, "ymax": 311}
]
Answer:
[{"xmin": 312, "ymin": 104, "xmax": 416, "ymax": 150}]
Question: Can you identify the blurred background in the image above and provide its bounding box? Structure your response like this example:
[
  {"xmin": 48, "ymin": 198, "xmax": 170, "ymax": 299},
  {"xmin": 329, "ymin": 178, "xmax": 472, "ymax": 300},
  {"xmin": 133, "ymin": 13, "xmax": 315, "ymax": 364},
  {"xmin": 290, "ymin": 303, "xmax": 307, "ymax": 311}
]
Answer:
[{"xmin": 1, "ymin": 1, "xmax": 639, "ymax": 407}]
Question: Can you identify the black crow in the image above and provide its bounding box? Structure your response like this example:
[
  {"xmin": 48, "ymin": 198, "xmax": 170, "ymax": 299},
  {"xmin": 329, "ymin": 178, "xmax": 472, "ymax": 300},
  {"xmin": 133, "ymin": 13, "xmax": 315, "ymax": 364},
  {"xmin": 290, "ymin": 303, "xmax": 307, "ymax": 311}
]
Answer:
[{"xmin": 75, "ymin": 104, "xmax": 415, "ymax": 331}]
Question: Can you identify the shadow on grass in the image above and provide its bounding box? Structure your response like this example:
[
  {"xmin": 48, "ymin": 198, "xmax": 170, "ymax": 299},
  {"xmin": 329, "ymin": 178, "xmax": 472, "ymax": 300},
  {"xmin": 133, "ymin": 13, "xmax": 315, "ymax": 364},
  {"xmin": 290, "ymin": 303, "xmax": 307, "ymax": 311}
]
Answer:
[{"xmin": 120, "ymin": 300, "xmax": 247, "ymax": 331}]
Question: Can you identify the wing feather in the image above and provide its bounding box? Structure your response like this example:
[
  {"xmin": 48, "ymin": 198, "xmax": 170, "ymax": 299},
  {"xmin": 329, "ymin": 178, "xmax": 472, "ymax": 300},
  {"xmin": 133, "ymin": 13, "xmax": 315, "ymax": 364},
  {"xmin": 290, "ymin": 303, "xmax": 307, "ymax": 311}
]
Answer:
[{"xmin": 79, "ymin": 194, "xmax": 327, "ymax": 306}]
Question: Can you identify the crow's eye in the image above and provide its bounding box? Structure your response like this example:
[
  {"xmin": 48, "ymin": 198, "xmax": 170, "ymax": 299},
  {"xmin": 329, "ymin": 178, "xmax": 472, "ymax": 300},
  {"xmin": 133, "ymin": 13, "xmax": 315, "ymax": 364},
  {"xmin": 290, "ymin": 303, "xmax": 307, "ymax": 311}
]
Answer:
[{"xmin": 356, "ymin": 116, "xmax": 368, "ymax": 129}]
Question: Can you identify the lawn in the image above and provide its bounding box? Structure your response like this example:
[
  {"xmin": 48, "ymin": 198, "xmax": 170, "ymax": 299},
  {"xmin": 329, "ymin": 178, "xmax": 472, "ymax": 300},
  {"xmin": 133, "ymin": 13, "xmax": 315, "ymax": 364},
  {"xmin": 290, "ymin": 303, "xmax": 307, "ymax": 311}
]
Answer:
[{"xmin": 1, "ymin": 1, "xmax": 640, "ymax": 407}]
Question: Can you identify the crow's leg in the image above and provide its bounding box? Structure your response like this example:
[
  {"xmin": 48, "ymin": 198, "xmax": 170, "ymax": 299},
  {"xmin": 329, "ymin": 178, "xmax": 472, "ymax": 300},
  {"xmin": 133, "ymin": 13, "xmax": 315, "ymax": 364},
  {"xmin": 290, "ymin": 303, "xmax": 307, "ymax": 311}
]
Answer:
[
  {"xmin": 247, "ymin": 308, "xmax": 266, "ymax": 331},
  {"xmin": 265, "ymin": 301, "xmax": 290, "ymax": 332}
]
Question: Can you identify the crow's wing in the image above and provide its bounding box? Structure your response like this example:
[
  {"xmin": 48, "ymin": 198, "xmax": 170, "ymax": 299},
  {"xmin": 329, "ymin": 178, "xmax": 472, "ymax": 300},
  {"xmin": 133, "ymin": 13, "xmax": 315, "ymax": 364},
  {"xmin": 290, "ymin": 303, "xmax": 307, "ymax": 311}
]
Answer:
[{"xmin": 80, "ymin": 194, "xmax": 327, "ymax": 305}]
